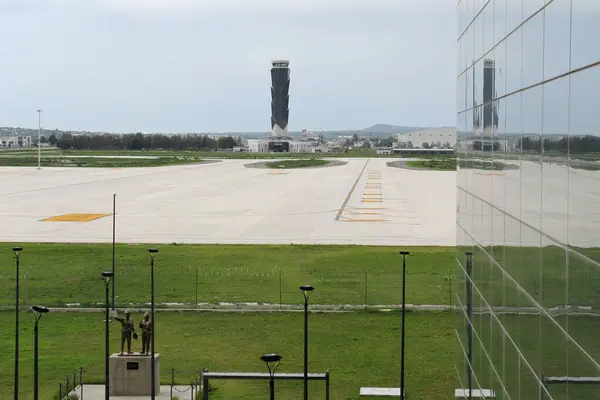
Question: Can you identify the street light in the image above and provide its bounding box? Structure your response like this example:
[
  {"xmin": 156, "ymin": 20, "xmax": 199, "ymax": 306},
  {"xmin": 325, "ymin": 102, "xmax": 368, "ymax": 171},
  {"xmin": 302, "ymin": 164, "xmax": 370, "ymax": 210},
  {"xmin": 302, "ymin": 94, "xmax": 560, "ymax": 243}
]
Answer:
[
  {"xmin": 36, "ymin": 109, "xmax": 43, "ymax": 170},
  {"xmin": 465, "ymin": 252, "xmax": 473, "ymax": 400},
  {"xmin": 260, "ymin": 353, "xmax": 281, "ymax": 400},
  {"xmin": 32, "ymin": 306, "xmax": 49, "ymax": 400},
  {"xmin": 148, "ymin": 249, "xmax": 159, "ymax": 400},
  {"xmin": 299, "ymin": 285, "xmax": 314, "ymax": 400},
  {"xmin": 101, "ymin": 271, "xmax": 114, "ymax": 400},
  {"xmin": 399, "ymin": 251, "xmax": 410, "ymax": 400},
  {"xmin": 13, "ymin": 246, "xmax": 23, "ymax": 400}
]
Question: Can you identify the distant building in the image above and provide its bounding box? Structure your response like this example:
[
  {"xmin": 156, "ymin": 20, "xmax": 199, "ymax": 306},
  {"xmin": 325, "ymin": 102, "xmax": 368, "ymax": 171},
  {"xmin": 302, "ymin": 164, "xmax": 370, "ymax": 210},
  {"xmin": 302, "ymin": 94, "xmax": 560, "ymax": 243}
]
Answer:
[
  {"xmin": 0, "ymin": 136, "xmax": 32, "ymax": 148},
  {"xmin": 397, "ymin": 127, "xmax": 457, "ymax": 148},
  {"xmin": 247, "ymin": 137, "xmax": 314, "ymax": 153}
]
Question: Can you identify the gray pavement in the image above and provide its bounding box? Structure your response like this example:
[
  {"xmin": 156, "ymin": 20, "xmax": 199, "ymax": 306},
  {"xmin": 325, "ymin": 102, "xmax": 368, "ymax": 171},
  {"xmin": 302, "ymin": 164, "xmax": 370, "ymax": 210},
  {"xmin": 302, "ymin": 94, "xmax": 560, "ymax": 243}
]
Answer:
[
  {"xmin": 68, "ymin": 384, "xmax": 199, "ymax": 399},
  {"xmin": 0, "ymin": 158, "xmax": 456, "ymax": 245}
]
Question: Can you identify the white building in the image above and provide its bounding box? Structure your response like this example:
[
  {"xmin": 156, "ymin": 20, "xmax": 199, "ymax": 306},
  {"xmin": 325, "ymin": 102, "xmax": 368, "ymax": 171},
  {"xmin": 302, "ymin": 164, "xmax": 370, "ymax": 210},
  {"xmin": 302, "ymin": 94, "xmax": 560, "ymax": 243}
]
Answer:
[
  {"xmin": 247, "ymin": 137, "xmax": 314, "ymax": 153},
  {"xmin": 0, "ymin": 136, "xmax": 32, "ymax": 148},
  {"xmin": 397, "ymin": 127, "xmax": 457, "ymax": 148}
]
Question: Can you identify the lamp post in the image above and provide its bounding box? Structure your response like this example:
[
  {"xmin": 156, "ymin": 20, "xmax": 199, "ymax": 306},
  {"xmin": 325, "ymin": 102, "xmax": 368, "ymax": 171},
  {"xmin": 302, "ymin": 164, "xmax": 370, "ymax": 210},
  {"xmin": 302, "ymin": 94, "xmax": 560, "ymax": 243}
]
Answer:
[
  {"xmin": 13, "ymin": 246, "xmax": 23, "ymax": 400},
  {"xmin": 101, "ymin": 271, "xmax": 114, "ymax": 400},
  {"xmin": 36, "ymin": 109, "xmax": 43, "ymax": 170},
  {"xmin": 148, "ymin": 249, "xmax": 159, "ymax": 400},
  {"xmin": 399, "ymin": 251, "xmax": 410, "ymax": 400},
  {"xmin": 111, "ymin": 193, "xmax": 116, "ymax": 310},
  {"xmin": 260, "ymin": 353, "xmax": 281, "ymax": 400},
  {"xmin": 32, "ymin": 305, "xmax": 49, "ymax": 400},
  {"xmin": 299, "ymin": 285, "xmax": 314, "ymax": 400},
  {"xmin": 465, "ymin": 252, "xmax": 473, "ymax": 400}
]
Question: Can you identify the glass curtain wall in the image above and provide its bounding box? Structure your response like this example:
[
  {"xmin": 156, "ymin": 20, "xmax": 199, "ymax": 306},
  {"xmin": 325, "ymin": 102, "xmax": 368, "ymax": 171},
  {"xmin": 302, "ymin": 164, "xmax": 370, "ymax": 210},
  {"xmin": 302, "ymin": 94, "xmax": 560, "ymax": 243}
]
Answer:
[{"xmin": 456, "ymin": 1, "xmax": 600, "ymax": 399}]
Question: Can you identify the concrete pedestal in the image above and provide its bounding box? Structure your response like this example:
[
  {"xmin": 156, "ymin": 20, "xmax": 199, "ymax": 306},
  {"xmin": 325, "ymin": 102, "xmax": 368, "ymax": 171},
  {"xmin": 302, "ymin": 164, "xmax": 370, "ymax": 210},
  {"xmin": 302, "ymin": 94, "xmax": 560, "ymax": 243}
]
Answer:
[{"xmin": 109, "ymin": 353, "xmax": 160, "ymax": 396}]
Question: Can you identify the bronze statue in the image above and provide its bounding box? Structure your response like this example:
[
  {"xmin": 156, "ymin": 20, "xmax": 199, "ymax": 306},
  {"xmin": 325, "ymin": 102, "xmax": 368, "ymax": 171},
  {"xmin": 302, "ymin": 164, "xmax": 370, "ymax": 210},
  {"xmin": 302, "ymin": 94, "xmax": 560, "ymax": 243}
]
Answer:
[
  {"xmin": 113, "ymin": 310, "xmax": 138, "ymax": 355},
  {"xmin": 139, "ymin": 312, "xmax": 153, "ymax": 354}
]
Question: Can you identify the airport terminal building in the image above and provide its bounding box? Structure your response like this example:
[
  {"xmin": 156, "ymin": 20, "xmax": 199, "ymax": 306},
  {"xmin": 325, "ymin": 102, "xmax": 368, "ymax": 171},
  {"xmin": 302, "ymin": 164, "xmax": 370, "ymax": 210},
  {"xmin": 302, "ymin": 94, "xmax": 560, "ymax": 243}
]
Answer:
[{"xmin": 456, "ymin": 1, "xmax": 600, "ymax": 399}]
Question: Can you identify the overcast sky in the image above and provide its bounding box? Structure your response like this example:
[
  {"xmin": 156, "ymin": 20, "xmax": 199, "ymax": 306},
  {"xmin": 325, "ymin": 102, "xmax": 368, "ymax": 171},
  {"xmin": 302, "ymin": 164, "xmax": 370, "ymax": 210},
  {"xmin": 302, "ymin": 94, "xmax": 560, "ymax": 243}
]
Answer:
[{"xmin": 0, "ymin": 0, "xmax": 456, "ymax": 133}]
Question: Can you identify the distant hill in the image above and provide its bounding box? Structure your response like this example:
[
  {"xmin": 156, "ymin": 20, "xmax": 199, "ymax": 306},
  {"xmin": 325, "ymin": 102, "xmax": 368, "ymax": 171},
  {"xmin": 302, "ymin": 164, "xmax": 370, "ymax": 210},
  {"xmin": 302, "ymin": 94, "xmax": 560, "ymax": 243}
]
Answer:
[{"xmin": 361, "ymin": 124, "xmax": 426, "ymax": 134}]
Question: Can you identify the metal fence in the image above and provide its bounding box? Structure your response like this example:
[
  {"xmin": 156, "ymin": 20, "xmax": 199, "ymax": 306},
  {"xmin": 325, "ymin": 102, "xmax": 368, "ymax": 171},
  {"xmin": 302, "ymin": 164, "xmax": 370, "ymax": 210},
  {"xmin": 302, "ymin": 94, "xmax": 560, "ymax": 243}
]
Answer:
[
  {"xmin": 57, "ymin": 367, "xmax": 83, "ymax": 400},
  {"xmin": 1, "ymin": 266, "xmax": 455, "ymax": 310}
]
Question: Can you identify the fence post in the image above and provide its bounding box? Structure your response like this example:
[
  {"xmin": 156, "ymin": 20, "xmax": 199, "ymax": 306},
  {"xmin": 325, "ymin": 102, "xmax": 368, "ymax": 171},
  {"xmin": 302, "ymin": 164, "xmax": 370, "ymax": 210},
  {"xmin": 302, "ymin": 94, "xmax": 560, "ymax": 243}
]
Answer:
[
  {"xmin": 203, "ymin": 368, "xmax": 209, "ymax": 400},
  {"xmin": 191, "ymin": 381, "xmax": 195, "ymax": 400},
  {"xmin": 80, "ymin": 367, "xmax": 83, "ymax": 400},
  {"xmin": 364, "ymin": 270, "xmax": 368, "ymax": 310},
  {"xmin": 171, "ymin": 367, "xmax": 174, "ymax": 399},
  {"xmin": 279, "ymin": 270, "xmax": 282, "ymax": 310},
  {"xmin": 325, "ymin": 369, "xmax": 330, "ymax": 400},
  {"xmin": 73, "ymin": 371, "xmax": 76, "ymax": 392},
  {"xmin": 59, "ymin": 382, "xmax": 62, "ymax": 399},
  {"xmin": 195, "ymin": 266, "xmax": 199, "ymax": 310},
  {"xmin": 66, "ymin": 376, "xmax": 70, "ymax": 394}
]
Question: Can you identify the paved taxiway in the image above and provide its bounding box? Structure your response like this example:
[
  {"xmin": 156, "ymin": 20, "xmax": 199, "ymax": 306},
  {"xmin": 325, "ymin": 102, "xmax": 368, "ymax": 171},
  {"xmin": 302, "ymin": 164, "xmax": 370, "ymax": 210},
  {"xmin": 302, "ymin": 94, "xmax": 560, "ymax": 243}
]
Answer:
[{"xmin": 0, "ymin": 158, "xmax": 456, "ymax": 245}]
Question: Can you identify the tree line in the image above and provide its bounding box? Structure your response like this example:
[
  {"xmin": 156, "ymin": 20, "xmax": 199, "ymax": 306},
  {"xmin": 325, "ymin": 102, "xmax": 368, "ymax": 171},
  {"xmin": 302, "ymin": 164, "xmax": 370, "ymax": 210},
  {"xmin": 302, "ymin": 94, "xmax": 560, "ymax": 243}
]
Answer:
[
  {"xmin": 520, "ymin": 135, "xmax": 600, "ymax": 153},
  {"xmin": 55, "ymin": 133, "xmax": 241, "ymax": 151}
]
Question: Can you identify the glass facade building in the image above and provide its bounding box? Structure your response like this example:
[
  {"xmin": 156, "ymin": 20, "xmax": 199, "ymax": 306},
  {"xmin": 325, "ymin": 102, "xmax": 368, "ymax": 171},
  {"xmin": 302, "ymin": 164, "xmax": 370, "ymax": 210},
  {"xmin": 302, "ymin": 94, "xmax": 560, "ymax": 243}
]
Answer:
[{"xmin": 456, "ymin": 1, "xmax": 600, "ymax": 399}]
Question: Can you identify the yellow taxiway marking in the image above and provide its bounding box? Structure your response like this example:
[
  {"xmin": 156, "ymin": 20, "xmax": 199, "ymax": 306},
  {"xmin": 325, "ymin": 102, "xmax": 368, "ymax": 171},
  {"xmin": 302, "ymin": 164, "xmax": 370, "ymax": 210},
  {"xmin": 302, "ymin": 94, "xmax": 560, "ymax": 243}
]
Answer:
[
  {"xmin": 342, "ymin": 219, "xmax": 386, "ymax": 222},
  {"xmin": 344, "ymin": 212, "xmax": 383, "ymax": 215},
  {"xmin": 42, "ymin": 213, "xmax": 111, "ymax": 222},
  {"xmin": 269, "ymin": 171, "xmax": 290, "ymax": 175},
  {"xmin": 347, "ymin": 207, "xmax": 387, "ymax": 210},
  {"xmin": 361, "ymin": 199, "xmax": 383, "ymax": 203}
]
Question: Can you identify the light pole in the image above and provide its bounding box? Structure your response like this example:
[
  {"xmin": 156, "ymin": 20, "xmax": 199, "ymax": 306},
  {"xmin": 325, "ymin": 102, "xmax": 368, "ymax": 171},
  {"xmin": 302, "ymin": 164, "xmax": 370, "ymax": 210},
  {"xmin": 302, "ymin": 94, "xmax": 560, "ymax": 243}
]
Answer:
[
  {"xmin": 465, "ymin": 252, "xmax": 473, "ymax": 400},
  {"xmin": 148, "ymin": 249, "xmax": 159, "ymax": 400},
  {"xmin": 32, "ymin": 305, "xmax": 49, "ymax": 400},
  {"xmin": 111, "ymin": 193, "xmax": 116, "ymax": 310},
  {"xmin": 13, "ymin": 246, "xmax": 23, "ymax": 400},
  {"xmin": 399, "ymin": 251, "xmax": 410, "ymax": 400},
  {"xmin": 260, "ymin": 353, "xmax": 281, "ymax": 400},
  {"xmin": 101, "ymin": 271, "xmax": 114, "ymax": 400},
  {"xmin": 36, "ymin": 109, "xmax": 43, "ymax": 170},
  {"xmin": 299, "ymin": 285, "xmax": 314, "ymax": 400}
]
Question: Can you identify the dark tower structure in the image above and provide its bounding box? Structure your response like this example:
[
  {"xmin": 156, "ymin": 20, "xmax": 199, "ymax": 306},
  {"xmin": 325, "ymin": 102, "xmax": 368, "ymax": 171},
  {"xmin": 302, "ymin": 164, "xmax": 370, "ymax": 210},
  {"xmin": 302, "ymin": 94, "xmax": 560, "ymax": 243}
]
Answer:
[
  {"xmin": 270, "ymin": 60, "xmax": 290, "ymax": 136},
  {"xmin": 483, "ymin": 59, "xmax": 498, "ymax": 137}
]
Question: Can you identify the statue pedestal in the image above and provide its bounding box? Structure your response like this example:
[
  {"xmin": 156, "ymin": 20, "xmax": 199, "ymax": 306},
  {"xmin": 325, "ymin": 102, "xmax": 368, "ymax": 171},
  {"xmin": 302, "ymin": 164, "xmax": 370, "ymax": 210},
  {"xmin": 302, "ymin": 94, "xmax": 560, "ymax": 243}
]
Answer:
[{"xmin": 109, "ymin": 353, "xmax": 160, "ymax": 396}]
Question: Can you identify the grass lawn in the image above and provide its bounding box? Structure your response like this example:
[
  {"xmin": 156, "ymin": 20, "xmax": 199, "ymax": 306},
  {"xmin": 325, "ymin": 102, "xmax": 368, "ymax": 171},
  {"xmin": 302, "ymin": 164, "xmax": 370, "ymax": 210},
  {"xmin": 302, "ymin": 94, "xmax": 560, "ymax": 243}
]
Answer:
[
  {"xmin": 0, "ymin": 311, "xmax": 455, "ymax": 400},
  {"xmin": 0, "ymin": 156, "xmax": 207, "ymax": 168},
  {"xmin": 0, "ymin": 244, "xmax": 455, "ymax": 308},
  {"xmin": 263, "ymin": 159, "xmax": 330, "ymax": 169},
  {"xmin": 405, "ymin": 159, "xmax": 456, "ymax": 171}
]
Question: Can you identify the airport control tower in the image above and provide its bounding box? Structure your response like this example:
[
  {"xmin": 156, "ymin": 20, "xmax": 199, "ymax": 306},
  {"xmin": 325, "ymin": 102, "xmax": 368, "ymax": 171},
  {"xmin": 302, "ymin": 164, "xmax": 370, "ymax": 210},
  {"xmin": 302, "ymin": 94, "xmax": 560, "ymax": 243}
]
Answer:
[{"xmin": 270, "ymin": 60, "xmax": 290, "ymax": 136}]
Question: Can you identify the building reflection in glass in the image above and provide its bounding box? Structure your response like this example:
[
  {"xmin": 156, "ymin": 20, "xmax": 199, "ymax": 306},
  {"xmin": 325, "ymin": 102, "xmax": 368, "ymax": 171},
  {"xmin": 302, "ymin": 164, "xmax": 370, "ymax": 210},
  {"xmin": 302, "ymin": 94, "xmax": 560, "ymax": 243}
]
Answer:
[{"xmin": 456, "ymin": 0, "xmax": 600, "ymax": 399}]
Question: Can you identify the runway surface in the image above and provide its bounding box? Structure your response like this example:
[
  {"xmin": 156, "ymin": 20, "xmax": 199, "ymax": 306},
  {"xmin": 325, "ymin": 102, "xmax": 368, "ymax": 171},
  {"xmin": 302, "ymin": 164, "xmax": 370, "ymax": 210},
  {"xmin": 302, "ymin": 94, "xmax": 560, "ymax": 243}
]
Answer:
[{"xmin": 0, "ymin": 158, "xmax": 456, "ymax": 245}]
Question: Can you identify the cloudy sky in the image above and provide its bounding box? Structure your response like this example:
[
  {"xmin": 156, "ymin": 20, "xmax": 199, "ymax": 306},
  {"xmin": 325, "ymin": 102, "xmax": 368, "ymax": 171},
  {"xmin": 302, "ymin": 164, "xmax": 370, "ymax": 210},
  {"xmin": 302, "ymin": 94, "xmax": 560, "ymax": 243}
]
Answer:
[{"xmin": 0, "ymin": 0, "xmax": 456, "ymax": 133}]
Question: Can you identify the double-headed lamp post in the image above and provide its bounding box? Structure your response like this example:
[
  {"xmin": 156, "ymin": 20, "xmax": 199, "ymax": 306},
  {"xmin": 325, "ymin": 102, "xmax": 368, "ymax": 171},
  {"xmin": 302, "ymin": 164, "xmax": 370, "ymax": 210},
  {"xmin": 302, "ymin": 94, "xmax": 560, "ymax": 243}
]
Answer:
[
  {"xmin": 12, "ymin": 246, "xmax": 23, "ymax": 400},
  {"xmin": 399, "ymin": 251, "xmax": 410, "ymax": 400},
  {"xmin": 32, "ymin": 306, "xmax": 49, "ymax": 400},
  {"xmin": 101, "ymin": 271, "xmax": 114, "ymax": 400},
  {"xmin": 148, "ymin": 249, "xmax": 159, "ymax": 400},
  {"xmin": 299, "ymin": 285, "xmax": 314, "ymax": 400},
  {"xmin": 260, "ymin": 353, "xmax": 281, "ymax": 400}
]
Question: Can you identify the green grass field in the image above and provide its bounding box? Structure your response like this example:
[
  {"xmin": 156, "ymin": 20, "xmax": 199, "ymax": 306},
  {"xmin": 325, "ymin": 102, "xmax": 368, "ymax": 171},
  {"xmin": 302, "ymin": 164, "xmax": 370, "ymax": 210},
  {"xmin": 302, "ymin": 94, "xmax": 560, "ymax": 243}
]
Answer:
[
  {"xmin": 0, "ymin": 244, "xmax": 455, "ymax": 308},
  {"xmin": 264, "ymin": 159, "xmax": 329, "ymax": 169},
  {"xmin": 0, "ymin": 147, "xmax": 455, "ymax": 161},
  {"xmin": 0, "ymin": 156, "xmax": 207, "ymax": 168},
  {"xmin": 405, "ymin": 159, "xmax": 456, "ymax": 171},
  {"xmin": 0, "ymin": 311, "xmax": 455, "ymax": 400}
]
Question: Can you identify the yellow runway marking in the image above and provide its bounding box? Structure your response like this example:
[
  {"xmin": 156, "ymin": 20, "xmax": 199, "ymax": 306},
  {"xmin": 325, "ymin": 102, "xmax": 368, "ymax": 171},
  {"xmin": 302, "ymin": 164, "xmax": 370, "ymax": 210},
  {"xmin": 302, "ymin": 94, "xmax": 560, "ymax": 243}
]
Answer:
[
  {"xmin": 42, "ymin": 213, "xmax": 111, "ymax": 222},
  {"xmin": 342, "ymin": 219, "xmax": 386, "ymax": 222}
]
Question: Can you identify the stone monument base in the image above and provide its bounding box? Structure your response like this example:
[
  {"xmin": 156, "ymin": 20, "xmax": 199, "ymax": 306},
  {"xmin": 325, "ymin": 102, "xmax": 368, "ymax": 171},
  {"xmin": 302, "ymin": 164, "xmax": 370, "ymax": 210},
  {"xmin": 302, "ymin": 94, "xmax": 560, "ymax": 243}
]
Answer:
[{"xmin": 109, "ymin": 353, "xmax": 160, "ymax": 396}]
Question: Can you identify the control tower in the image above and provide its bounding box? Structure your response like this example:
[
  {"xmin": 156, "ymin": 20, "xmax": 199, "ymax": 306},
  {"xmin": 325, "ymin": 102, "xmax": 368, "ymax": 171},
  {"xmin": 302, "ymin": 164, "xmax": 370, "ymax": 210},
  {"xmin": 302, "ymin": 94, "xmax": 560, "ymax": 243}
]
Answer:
[{"xmin": 270, "ymin": 60, "xmax": 290, "ymax": 136}]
